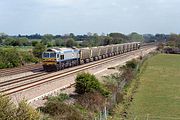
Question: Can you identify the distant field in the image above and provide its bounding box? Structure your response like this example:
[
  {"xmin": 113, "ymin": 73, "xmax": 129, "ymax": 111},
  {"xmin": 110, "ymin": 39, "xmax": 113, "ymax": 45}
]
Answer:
[
  {"xmin": 128, "ymin": 54, "xmax": 180, "ymax": 119},
  {"xmin": 0, "ymin": 46, "xmax": 33, "ymax": 51}
]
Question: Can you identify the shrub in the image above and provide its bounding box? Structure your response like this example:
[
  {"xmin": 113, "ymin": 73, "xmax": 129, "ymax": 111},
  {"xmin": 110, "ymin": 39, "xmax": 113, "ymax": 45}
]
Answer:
[
  {"xmin": 40, "ymin": 99, "xmax": 84, "ymax": 120},
  {"xmin": 77, "ymin": 92, "xmax": 106, "ymax": 112},
  {"xmin": 0, "ymin": 94, "xmax": 16, "ymax": 119},
  {"xmin": 47, "ymin": 93, "xmax": 69, "ymax": 102},
  {"xmin": 125, "ymin": 59, "xmax": 138, "ymax": 69},
  {"xmin": 75, "ymin": 72, "xmax": 110, "ymax": 97},
  {"xmin": 31, "ymin": 41, "xmax": 38, "ymax": 46},
  {"xmin": 0, "ymin": 94, "xmax": 40, "ymax": 120},
  {"xmin": 0, "ymin": 48, "xmax": 21, "ymax": 68},
  {"xmin": 122, "ymin": 68, "xmax": 134, "ymax": 83},
  {"xmin": 20, "ymin": 51, "xmax": 39, "ymax": 64},
  {"xmin": 15, "ymin": 100, "xmax": 40, "ymax": 120},
  {"xmin": 0, "ymin": 48, "xmax": 39, "ymax": 69},
  {"xmin": 33, "ymin": 43, "xmax": 46, "ymax": 58}
]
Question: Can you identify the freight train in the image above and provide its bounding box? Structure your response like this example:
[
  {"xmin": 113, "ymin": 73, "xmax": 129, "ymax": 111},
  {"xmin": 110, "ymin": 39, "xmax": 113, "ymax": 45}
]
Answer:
[{"xmin": 42, "ymin": 42, "xmax": 141, "ymax": 71}]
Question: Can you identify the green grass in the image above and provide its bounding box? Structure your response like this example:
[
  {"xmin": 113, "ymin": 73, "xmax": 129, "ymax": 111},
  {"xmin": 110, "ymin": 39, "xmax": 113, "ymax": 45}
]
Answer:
[
  {"xmin": 0, "ymin": 46, "xmax": 33, "ymax": 51},
  {"xmin": 128, "ymin": 54, "xmax": 180, "ymax": 119}
]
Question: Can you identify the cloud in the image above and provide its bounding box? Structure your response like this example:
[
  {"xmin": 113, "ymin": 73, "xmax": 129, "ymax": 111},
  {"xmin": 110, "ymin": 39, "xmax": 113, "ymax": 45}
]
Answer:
[{"xmin": 0, "ymin": 0, "xmax": 180, "ymax": 35}]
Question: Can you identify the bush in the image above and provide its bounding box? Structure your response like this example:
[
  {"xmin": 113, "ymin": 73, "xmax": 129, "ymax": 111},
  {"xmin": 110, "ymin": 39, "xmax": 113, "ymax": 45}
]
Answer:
[
  {"xmin": 0, "ymin": 94, "xmax": 40, "ymax": 120},
  {"xmin": 0, "ymin": 94, "xmax": 16, "ymax": 119},
  {"xmin": 0, "ymin": 48, "xmax": 21, "ymax": 68},
  {"xmin": 31, "ymin": 41, "xmax": 38, "ymax": 46},
  {"xmin": 125, "ymin": 59, "xmax": 138, "ymax": 69},
  {"xmin": 77, "ymin": 92, "xmax": 106, "ymax": 112},
  {"xmin": 20, "ymin": 51, "xmax": 39, "ymax": 64},
  {"xmin": 75, "ymin": 72, "xmax": 110, "ymax": 97},
  {"xmin": 0, "ymin": 48, "xmax": 39, "ymax": 69},
  {"xmin": 47, "ymin": 93, "xmax": 69, "ymax": 102},
  {"xmin": 121, "ymin": 68, "xmax": 134, "ymax": 83},
  {"xmin": 40, "ymin": 99, "xmax": 84, "ymax": 120},
  {"xmin": 33, "ymin": 43, "xmax": 46, "ymax": 58}
]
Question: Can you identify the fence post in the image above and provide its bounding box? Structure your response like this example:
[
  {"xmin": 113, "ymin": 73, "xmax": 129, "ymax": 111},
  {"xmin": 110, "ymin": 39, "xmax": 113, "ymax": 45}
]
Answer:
[
  {"xmin": 146, "ymin": 114, "xmax": 150, "ymax": 120},
  {"xmin": 104, "ymin": 106, "xmax": 107, "ymax": 120}
]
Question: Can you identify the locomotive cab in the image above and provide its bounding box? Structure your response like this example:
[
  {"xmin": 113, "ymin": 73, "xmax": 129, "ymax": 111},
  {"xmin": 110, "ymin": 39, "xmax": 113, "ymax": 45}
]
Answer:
[
  {"xmin": 42, "ymin": 49, "xmax": 59, "ymax": 71},
  {"xmin": 42, "ymin": 48, "xmax": 80, "ymax": 71}
]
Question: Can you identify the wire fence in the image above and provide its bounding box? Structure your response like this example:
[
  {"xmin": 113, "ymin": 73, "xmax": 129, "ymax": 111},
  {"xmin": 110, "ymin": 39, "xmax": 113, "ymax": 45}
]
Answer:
[
  {"xmin": 94, "ymin": 52, "xmax": 158, "ymax": 120},
  {"xmin": 129, "ymin": 114, "xmax": 180, "ymax": 120}
]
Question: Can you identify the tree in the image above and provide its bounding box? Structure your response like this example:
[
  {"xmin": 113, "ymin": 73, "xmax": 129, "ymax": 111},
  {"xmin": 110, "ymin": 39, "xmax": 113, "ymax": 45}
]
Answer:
[
  {"xmin": 0, "ymin": 38, "xmax": 2, "ymax": 44},
  {"xmin": 16, "ymin": 37, "xmax": 29, "ymax": 46},
  {"xmin": 4, "ymin": 37, "xmax": 16, "ymax": 46},
  {"xmin": 143, "ymin": 34, "xmax": 156, "ymax": 43},
  {"xmin": 102, "ymin": 36, "xmax": 113, "ymax": 45},
  {"xmin": 109, "ymin": 32, "xmax": 129, "ymax": 44},
  {"xmin": 31, "ymin": 41, "xmax": 39, "ymax": 46},
  {"xmin": 129, "ymin": 32, "xmax": 144, "ymax": 42},
  {"xmin": 54, "ymin": 38, "xmax": 64, "ymax": 46},
  {"xmin": 91, "ymin": 33, "xmax": 100, "ymax": 46},
  {"xmin": 155, "ymin": 34, "xmax": 168, "ymax": 42},
  {"xmin": 33, "ymin": 43, "xmax": 46, "ymax": 58},
  {"xmin": 167, "ymin": 34, "xmax": 180, "ymax": 48},
  {"xmin": 65, "ymin": 38, "xmax": 77, "ymax": 47},
  {"xmin": 69, "ymin": 33, "xmax": 75, "ymax": 38},
  {"xmin": 20, "ymin": 37, "xmax": 29, "ymax": 46},
  {"xmin": 0, "ymin": 33, "xmax": 8, "ymax": 44},
  {"xmin": 41, "ymin": 34, "xmax": 53, "ymax": 45}
]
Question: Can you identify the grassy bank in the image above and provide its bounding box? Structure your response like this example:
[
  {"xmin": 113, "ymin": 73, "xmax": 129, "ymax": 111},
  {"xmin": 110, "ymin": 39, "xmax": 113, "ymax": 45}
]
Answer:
[{"xmin": 128, "ymin": 54, "xmax": 180, "ymax": 119}]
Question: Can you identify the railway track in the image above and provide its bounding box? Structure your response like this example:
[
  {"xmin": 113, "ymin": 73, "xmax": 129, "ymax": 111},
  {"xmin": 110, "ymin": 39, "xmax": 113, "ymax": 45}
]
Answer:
[
  {"xmin": 0, "ymin": 64, "xmax": 43, "ymax": 77},
  {"xmin": 0, "ymin": 45, "xmax": 155, "ymax": 96}
]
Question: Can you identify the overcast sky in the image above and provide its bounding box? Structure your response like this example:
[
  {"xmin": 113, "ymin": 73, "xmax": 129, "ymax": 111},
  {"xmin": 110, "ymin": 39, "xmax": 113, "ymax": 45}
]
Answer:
[{"xmin": 0, "ymin": 0, "xmax": 180, "ymax": 35}]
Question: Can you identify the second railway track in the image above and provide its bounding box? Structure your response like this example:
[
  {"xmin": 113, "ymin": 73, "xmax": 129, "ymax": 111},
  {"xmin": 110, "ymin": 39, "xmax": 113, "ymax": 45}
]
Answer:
[{"xmin": 0, "ymin": 64, "xmax": 43, "ymax": 77}]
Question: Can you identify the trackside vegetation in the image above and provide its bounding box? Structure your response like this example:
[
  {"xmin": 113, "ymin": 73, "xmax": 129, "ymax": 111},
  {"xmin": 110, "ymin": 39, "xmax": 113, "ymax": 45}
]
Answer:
[
  {"xmin": 127, "ymin": 54, "xmax": 180, "ymax": 119},
  {"xmin": 0, "ymin": 94, "xmax": 40, "ymax": 120},
  {"xmin": 75, "ymin": 72, "xmax": 110, "ymax": 97},
  {"xmin": 108, "ymin": 52, "xmax": 157, "ymax": 120},
  {"xmin": 39, "ymin": 73, "xmax": 110, "ymax": 119},
  {"xmin": 0, "ymin": 48, "xmax": 38, "ymax": 69}
]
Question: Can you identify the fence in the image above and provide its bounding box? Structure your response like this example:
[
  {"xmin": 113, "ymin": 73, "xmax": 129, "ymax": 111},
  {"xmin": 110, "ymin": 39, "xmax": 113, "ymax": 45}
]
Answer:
[{"xmin": 94, "ymin": 52, "xmax": 158, "ymax": 120}]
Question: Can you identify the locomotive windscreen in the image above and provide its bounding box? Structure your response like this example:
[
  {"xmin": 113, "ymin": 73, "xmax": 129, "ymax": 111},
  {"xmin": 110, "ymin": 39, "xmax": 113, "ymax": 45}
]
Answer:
[
  {"xmin": 43, "ymin": 53, "xmax": 49, "ymax": 58},
  {"xmin": 50, "ymin": 53, "xmax": 56, "ymax": 58},
  {"xmin": 43, "ymin": 52, "xmax": 56, "ymax": 58}
]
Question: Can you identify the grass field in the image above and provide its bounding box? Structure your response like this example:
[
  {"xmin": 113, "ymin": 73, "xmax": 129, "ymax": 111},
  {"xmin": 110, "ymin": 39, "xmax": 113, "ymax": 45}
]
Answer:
[
  {"xmin": 0, "ymin": 46, "xmax": 33, "ymax": 51},
  {"xmin": 128, "ymin": 54, "xmax": 180, "ymax": 120}
]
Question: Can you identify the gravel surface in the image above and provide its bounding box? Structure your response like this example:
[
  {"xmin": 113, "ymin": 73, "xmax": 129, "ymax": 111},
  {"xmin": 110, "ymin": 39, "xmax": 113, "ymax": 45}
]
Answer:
[
  {"xmin": 0, "ymin": 72, "xmax": 40, "ymax": 83},
  {"xmin": 7, "ymin": 47, "xmax": 156, "ymax": 107}
]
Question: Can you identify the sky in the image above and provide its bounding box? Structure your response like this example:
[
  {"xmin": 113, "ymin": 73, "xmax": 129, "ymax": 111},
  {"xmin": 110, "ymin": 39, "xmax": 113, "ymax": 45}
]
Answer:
[{"xmin": 0, "ymin": 0, "xmax": 180, "ymax": 35}]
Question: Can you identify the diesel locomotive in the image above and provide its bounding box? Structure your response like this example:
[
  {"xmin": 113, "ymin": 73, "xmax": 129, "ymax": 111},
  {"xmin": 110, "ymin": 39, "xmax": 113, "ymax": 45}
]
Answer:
[{"xmin": 42, "ymin": 42, "xmax": 141, "ymax": 71}]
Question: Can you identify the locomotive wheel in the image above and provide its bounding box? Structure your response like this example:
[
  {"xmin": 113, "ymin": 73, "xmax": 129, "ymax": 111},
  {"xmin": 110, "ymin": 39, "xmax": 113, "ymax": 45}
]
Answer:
[
  {"xmin": 80, "ymin": 60, "xmax": 84, "ymax": 65},
  {"xmin": 102, "ymin": 55, "xmax": 105, "ymax": 59}
]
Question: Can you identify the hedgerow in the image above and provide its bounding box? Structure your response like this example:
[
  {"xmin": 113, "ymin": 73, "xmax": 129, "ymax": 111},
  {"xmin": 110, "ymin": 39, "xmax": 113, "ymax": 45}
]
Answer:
[{"xmin": 0, "ymin": 48, "xmax": 38, "ymax": 69}]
